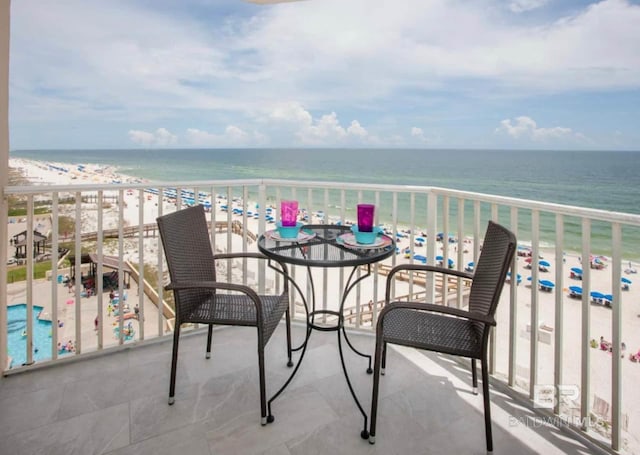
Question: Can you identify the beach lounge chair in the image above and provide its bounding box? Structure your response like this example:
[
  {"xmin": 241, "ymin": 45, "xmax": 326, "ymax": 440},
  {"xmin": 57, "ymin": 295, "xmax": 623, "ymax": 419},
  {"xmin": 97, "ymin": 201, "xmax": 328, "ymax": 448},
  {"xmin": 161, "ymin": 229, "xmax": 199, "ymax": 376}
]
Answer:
[
  {"xmin": 368, "ymin": 221, "xmax": 516, "ymax": 452},
  {"xmin": 157, "ymin": 205, "xmax": 292, "ymax": 424},
  {"xmin": 568, "ymin": 286, "xmax": 582, "ymax": 298}
]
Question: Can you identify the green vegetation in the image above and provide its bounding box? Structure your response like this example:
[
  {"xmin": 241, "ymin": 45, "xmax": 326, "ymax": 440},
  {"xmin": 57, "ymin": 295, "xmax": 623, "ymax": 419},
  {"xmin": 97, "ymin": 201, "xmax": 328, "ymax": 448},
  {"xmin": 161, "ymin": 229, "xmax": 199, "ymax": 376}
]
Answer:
[
  {"xmin": 8, "ymin": 206, "xmax": 51, "ymax": 217},
  {"xmin": 58, "ymin": 216, "xmax": 76, "ymax": 238},
  {"xmin": 7, "ymin": 262, "xmax": 52, "ymax": 283}
]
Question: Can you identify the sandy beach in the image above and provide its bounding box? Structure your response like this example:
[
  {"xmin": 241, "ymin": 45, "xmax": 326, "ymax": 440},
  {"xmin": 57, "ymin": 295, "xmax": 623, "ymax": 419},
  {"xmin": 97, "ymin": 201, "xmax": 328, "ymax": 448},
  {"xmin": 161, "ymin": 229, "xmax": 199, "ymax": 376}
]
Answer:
[{"xmin": 6, "ymin": 156, "xmax": 640, "ymax": 451}]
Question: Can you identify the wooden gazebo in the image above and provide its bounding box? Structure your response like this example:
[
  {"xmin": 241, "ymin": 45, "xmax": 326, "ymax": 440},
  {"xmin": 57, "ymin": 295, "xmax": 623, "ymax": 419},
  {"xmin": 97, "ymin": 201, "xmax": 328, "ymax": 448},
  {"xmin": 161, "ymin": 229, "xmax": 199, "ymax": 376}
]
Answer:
[
  {"xmin": 67, "ymin": 254, "xmax": 132, "ymax": 290},
  {"xmin": 12, "ymin": 229, "xmax": 47, "ymax": 259}
]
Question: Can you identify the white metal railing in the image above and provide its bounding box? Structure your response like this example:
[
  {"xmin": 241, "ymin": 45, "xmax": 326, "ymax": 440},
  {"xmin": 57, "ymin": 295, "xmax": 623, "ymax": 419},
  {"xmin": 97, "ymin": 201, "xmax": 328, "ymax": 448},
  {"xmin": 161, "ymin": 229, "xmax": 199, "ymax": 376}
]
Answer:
[{"xmin": 2, "ymin": 178, "xmax": 640, "ymax": 453}]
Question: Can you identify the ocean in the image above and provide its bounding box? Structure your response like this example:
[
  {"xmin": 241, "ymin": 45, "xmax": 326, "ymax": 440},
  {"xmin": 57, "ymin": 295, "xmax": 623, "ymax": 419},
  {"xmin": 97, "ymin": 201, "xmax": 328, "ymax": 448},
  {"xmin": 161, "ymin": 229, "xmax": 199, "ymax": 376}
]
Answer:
[{"xmin": 10, "ymin": 148, "xmax": 640, "ymax": 258}]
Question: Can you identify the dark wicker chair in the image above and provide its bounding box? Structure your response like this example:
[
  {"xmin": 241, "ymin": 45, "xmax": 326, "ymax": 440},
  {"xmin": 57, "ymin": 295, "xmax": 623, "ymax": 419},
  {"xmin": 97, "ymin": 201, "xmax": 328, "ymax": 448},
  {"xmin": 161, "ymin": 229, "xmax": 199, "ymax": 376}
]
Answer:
[
  {"xmin": 369, "ymin": 221, "xmax": 516, "ymax": 452},
  {"xmin": 157, "ymin": 205, "xmax": 292, "ymax": 425}
]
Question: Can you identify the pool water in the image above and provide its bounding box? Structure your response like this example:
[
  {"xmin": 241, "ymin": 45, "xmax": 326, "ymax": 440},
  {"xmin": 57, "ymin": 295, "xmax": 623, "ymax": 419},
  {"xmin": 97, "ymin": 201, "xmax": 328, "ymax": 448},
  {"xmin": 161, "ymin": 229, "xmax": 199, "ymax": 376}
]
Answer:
[{"xmin": 7, "ymin": 304, "xmax": 53, "ymax": 367}]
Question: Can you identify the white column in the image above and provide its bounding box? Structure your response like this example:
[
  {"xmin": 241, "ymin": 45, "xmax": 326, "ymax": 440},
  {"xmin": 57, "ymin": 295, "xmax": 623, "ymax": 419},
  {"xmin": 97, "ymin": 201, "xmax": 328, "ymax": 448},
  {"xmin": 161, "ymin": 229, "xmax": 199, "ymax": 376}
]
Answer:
[{"xmin": 0, "ymin": 0, "xmax": 11, "ymax": 373}]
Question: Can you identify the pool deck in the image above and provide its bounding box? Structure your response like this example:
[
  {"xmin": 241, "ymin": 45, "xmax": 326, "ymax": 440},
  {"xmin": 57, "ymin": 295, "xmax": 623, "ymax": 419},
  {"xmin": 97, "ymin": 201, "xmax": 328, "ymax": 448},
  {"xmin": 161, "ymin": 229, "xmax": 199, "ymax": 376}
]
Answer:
[{"xmin": 6, "ymin": 274, "xmax": 167, "ymax": 360}]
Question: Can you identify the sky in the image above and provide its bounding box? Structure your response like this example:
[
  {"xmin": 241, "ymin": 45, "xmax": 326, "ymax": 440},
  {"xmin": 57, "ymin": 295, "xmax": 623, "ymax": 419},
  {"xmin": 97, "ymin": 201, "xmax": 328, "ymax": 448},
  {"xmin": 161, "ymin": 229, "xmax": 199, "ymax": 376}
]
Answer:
[{"xmin": 8, "ymin": 0, "xmax": 640, "ymax": 150}]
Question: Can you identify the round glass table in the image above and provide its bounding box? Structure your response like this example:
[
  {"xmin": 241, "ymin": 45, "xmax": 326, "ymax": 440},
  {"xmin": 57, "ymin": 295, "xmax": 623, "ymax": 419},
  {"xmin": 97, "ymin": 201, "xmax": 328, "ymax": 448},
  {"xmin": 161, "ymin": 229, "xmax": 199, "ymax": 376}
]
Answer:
[{"xmin": 258, "ymin": 224, "xmax": 395, "ymax": 439}]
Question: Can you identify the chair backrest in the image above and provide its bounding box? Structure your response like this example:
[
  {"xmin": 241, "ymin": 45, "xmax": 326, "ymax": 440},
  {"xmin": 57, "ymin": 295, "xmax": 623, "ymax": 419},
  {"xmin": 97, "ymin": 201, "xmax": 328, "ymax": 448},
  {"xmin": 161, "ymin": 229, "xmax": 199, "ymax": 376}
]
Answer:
[
  {"xmin": 468, "ymin": 221, "xmax": 517, "ymax": 324},
  {"xmin": 157, "ymin": 205, "xmax": 216, "ymax": 320}
]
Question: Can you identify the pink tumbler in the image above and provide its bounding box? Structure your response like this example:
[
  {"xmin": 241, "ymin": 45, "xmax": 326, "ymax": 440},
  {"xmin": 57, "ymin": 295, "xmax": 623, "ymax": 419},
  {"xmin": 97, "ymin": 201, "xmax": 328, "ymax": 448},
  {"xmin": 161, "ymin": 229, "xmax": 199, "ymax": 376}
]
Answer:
[
  {"xmin": 357, "ymin": 204, "xmax": 375, "ymax": 232},
  {"xmin": 281, "ymin": 200, "xmax": 299, "ymax": 227}
]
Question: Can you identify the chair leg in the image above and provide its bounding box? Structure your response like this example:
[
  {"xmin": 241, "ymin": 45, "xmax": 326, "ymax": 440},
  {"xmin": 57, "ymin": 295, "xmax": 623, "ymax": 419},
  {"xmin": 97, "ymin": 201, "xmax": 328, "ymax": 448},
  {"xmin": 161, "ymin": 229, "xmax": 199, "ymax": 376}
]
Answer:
[
  {"xmin": 168, "ymin": 324, "xmax": 181, "ymax": 405},
  {"xmin": 206, "ymin": 324, "xmax": 213, "ymax": 359},
  {"xmin": 285, "ymin": 308, "xmax": 293, "ymax": 367},
  {"xmin": 368, "ymin": 335, "xmax": 385, "ymax": 444},
  {"xmin": 258, "ymin": 341, "xmax": 270, "ymax": 425},
  {"xmin": 471, "ymin": 358, "xmax": 478, "ymax": 395},
  {"xmin": 381, "ymin": 341, "xmax": 387, "ymax": 375},
  {"xmin": 481, "ymin": 357, "xmax": 493, "ymax": 452}
]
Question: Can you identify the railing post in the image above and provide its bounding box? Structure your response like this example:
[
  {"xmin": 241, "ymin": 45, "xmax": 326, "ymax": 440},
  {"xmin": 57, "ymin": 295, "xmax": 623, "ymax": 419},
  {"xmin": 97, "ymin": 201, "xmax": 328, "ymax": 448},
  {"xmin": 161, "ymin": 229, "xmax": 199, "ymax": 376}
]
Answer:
[
  {"xmin": 97, "ymin": 190, "xmax": 104, "ymax": 349},
  {"xmin": 611, "ymin": 222, "xmax": 622, "ymax": 451},
  {"xmin": 51, "ymin": 193, "xmax": 59, "ymax": 360},
  {"xmin": 137, "ymin": 187, "xmax": 145, "ymax": 341},
  {"xmin": 581, "ymin": 218, "xmax": 591, "ymax": 431},
  {"xmin": 425, "ymin": 191, "xmax": 437, "ymax": 303},
  {"xmin": 258, "ymin": 183, "xmax": 266, "ymax": 295},
  {"xmin": 508, "ymin": 207, "xmax": 518, "ymax": 387},
  {"xmin": 529, "ymin": 209, "xmax": 540, "ymax": 399},
  {"xmin": 26, "ymin": 196, "xmax": 34, "ymax": 365},
  {"xmin": 456, "ymin": 197, "xmax": 465, "ymax": 309},
  {"xmin": 489, "ymin": 204, "xmax": 498, "ymax": 374},
  {"xmin": 74, "ymin": 191, "xmax": 82, "ymax": 353},
  {"xmin": 0, "ymin": 0, "xmax": 9, "ymax": 374},
  {"xmin": 553, "ymin": 214, "xmax": 564, "ymax": 415}
]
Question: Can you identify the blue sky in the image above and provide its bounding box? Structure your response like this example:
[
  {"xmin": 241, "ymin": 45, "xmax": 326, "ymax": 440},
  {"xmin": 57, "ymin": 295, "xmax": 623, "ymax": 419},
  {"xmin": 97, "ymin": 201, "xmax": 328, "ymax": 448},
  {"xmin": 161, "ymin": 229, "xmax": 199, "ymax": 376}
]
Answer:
[{"xmin": 8, "ymin": 0, "xmax": 640, "ymax": 150}]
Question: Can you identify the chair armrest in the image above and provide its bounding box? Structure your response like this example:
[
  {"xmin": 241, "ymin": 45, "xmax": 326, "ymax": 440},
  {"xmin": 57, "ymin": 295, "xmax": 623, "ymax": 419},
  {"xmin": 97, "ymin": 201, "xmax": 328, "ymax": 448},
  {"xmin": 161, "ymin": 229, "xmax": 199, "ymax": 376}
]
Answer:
[
  {"xmin": 165, "ymin": 280, "xmax": 263, "ymax": 320},
  {"xmin": 213, "ymin": 252, "xmax": 268, "ymax": 261},
  {"xmin": 385, "ymin": 263, "xmax": 473, "ymax": 302},
  {"xmin": 387, "ymin": 263, "xmax": 474, "ymax": 281},
  {"xmin": 379, "ymin": 301, "xmax": 496, "ymax": 327}
]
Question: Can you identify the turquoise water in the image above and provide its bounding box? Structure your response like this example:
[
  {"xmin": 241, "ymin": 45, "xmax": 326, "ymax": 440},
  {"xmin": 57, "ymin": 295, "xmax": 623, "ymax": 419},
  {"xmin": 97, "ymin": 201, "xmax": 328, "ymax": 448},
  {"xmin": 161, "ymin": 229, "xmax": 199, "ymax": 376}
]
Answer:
[
  {"xmin": 11, "ymin": 148, "xmax": 640, "ymax": 258},
  {"xmin": 7, "ymin": 304, "xmax": 52, "ymax": 367},
  {"xmin": 12, "ymin": 148, "xmax": 640, "ymax": 213}
]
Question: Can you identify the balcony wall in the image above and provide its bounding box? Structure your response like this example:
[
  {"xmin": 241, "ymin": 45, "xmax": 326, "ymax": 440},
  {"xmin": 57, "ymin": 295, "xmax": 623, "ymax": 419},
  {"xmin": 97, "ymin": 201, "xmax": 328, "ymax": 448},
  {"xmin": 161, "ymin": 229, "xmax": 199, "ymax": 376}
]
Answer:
[{"xmin": 3, "ymin": 178, "xmax": 640, "ymax": 453}]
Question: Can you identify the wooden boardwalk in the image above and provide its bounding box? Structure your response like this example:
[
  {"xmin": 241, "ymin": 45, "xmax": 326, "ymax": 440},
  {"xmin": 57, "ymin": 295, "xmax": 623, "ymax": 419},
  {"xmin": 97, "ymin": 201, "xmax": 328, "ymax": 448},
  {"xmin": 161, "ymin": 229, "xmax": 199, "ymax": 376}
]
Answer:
[{"xmin": 63, "ymin": 220, "xmax": 256, "ymax": 243}]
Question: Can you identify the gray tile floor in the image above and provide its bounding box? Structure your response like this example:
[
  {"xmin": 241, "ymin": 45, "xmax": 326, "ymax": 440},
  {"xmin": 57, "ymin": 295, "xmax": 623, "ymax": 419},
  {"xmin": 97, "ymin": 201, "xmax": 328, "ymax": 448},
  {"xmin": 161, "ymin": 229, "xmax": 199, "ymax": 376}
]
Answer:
[{"xmin": 0, "ymin": 324, "xmax": 603, "ymax": 454}]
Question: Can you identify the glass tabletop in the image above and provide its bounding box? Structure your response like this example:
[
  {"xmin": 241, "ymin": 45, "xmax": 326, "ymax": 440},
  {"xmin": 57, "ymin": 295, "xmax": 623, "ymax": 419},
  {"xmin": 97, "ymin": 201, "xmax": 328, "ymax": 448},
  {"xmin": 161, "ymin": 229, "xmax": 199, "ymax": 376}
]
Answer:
[{"xmin": 258, "ymin": 224, "xmax": 395, "ymax": 268}]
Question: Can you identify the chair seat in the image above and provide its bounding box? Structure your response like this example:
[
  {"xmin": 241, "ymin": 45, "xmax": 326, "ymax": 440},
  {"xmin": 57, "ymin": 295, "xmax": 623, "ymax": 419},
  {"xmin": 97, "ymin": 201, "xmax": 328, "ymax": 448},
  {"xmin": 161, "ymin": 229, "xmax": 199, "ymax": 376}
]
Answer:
[
  {"xmin": 185, "ymin": 292, "xmax": 289, "ymax": 345},
  {"xmin": 382, "ymin": 306, "xmax": 483, "ymax": 359}
]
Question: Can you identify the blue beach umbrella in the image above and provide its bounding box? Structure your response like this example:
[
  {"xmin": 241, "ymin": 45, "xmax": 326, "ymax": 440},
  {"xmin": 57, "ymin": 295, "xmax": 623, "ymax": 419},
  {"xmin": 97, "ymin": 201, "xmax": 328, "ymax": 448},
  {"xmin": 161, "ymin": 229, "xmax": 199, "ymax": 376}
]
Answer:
[
  {"xmin": 415, "ymin": 237, "xmax": 425, "ymax": 243},
  {"xmin": 539, "ymin": 279, "xmax": 555, "ymax": 288},
  {"xmin": 571, "ymin": 267, "xmax": 583, "ymax": 274},
  {"xmin": 621, "ymin": 277, "xmax": 632, "ymax": 284},
  {"xmin": 527, "ymin": 275, "xmax": 533, "ymax": 281},
  {"xmin": 590, "ymin": 291, "xmax": 605, "ymax": 299},
  {"xmin": 506, "ymin": 272, "xmax": 522, "ymax": 284},
  {"xmin": 539, "ymin": 260, "xmax": 551, "ymax": 267},
  {"xmin": 413, "ymin": 254, "xmax": 427, "ymax": 263},
  {"xmin": 569, "ymin": 286, "xmax": 582, "ymax": 294}
]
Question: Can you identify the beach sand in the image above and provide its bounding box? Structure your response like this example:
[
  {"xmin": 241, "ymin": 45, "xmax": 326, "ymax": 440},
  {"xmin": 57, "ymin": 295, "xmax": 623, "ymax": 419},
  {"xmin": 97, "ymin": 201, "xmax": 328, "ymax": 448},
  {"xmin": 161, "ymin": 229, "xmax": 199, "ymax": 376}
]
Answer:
[{"xmin": 7, "ymin": 156, "xmax": 640, "ymax": 451}]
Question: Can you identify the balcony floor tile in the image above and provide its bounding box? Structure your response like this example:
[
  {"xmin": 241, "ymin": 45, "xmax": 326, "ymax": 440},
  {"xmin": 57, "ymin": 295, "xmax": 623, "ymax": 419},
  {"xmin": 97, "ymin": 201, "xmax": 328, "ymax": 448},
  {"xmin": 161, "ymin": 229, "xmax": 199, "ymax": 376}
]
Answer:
[{"xmin": 0, "ymin": 324, "xmax": 599, "ymax": 454}]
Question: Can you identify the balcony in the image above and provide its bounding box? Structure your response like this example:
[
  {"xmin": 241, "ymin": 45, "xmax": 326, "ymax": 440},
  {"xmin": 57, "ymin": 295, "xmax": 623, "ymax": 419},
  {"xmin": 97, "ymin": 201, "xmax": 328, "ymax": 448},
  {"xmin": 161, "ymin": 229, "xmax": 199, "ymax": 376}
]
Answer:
[
  {"xmin": 0, "ymin": 324, "xmax": 603, "ymax": 454},
  {"xmin": 2, "ymin": 178, "xmax": 640, "ymax": 453}
]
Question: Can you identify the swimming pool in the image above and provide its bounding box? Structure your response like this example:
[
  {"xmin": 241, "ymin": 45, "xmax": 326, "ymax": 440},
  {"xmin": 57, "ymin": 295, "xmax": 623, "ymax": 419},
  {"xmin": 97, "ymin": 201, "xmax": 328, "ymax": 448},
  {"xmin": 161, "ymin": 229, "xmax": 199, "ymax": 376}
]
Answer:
[{"xmin": 7, "ymin": 304, "xmax": 53, "ymax": 368}]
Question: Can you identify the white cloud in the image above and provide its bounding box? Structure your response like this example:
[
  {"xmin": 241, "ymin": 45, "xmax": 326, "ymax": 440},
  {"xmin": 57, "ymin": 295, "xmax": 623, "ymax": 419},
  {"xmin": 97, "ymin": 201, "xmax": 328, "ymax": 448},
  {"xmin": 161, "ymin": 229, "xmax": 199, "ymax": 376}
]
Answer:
[
  {"xmin": 411, "ymin": 127, "xmax": 425, "ymax": 138},
  {"xmin": 297, "ymin": 112, "xmax": 347, "ymax": 144},
  {"xmin": 495, "ymin": 116, "xmax": 586, "ymax": 142},
  {"xmin": 268, "ymin": 102, "xmax": 313, "ymax": 126},
  {"xmin": 267, "ymin": 103, "xmax": 371, "ymax": 145},
  {"xmin": 185, "ymin": 125, "xmax": 264, "ymax": 146},
  {"xmin": 128, "ymin": 128, "xmax": 177, "ymax": 147},
  {"xmin": 9, "ymin": 0, "xmax": 640, "ymax": 149},
  {"xmin": 508, "ymin": 0, "xmax": 549, "ymax": 13},
  {"xmin": 346, "ymin": 120, "xmax": 367, "ymax": 138}
]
